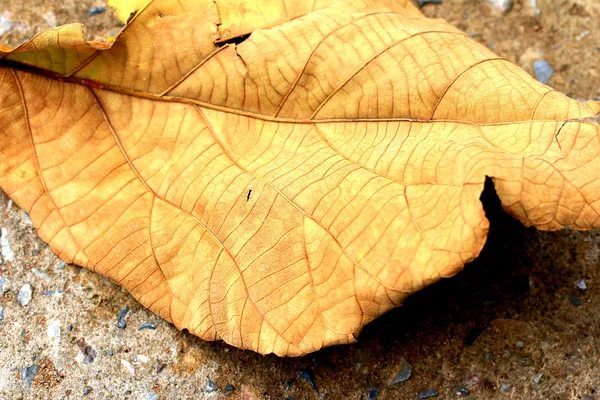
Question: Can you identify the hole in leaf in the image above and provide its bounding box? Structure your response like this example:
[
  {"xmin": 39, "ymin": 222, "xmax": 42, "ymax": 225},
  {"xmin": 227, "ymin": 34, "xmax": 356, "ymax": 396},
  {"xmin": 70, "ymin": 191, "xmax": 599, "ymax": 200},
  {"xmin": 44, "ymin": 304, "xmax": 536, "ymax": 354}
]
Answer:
[{"xmin": 215, "ymin": 32, "xmax": 251, "ymax": 47}]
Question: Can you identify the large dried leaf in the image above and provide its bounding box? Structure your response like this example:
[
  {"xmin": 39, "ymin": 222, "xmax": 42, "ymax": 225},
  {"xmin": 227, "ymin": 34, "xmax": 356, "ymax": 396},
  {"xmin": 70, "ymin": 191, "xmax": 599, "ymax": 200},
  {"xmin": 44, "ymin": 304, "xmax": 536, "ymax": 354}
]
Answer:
[{"xmin": 1, "ymin": 0, "xmax": 599, "ymax": 356}]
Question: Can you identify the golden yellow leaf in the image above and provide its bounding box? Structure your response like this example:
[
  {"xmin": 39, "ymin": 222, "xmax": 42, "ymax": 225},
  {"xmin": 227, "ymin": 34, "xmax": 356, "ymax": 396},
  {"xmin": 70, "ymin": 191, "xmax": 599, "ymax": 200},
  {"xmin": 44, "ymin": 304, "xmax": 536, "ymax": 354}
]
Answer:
[{"xmin": 1, "ymin": 0, "xmax": 599, "ymax": 356}]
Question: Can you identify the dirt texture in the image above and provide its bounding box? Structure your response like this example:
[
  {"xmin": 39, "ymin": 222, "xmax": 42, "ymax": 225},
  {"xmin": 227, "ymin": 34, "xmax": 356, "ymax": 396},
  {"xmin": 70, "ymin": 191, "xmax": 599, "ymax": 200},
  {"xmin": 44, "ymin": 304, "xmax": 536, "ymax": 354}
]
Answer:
[{"xmin": 1, "ymin": 0, "xmax": 600, "ymax": 399}]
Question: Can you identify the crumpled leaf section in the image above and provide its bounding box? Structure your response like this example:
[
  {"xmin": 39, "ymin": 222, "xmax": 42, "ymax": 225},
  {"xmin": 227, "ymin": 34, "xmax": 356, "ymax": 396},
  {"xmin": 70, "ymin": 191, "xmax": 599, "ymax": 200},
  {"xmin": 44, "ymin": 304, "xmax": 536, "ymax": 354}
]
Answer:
[{"xmin": 1, "ymin": 0, "xmax": 599, "ymax": 356}]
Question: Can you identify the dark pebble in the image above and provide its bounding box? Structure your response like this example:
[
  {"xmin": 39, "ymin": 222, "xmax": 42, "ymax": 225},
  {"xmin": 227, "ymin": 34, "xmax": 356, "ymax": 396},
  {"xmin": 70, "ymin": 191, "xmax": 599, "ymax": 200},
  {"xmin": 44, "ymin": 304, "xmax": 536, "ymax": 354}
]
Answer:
[
  {"xmin": 418, "ymin": 388, "xmax": 439, "ymax": 399},
  {"xmin": 569, "ymin": 296, "xmax": 582, "ymax": 307},
  {"xmin": 224, "ymin": 383, "xmax": 235, "ymax": 392},
  {"xmin": 390, "ymin": 357, "xmax": 413, "ymax": 384},
  {"xmin": 138, "ymin": 322, "xmax": 157, "ymax": 331},
  {"xmin": 21, "ymin": 365, "xmax": 39, "ymax": 388},
  {"xmin": 367, "ymin": 388, "xmax": 380, "ymax": 400},
  {"xmin": 416, "ymin": 0, "xmax": 443, "ymax": 7},
  {"xmin": 76, "ymin": 338, "xmax": 97, "ymax": 363},
  {"xmin": 88, "ymin": 7, "xmax": 106, "ymax": 16},
  {"xmin": 83, "ymin": 385, "xmax": 92, "ymax": 395},
  {"xmin": 116, "ymin": 305, "xmax": 129, "ymax": 329},
  {"xmin": 284, "ymin": 378, "xmax": 292, "ymax": 391},
  {"xmin": 156, "ymin": 363, "xmax": 167, "ymax": 374},
  {"xmin": 299, "ymin": 370, "xmax": 318, "ymax": 393}
]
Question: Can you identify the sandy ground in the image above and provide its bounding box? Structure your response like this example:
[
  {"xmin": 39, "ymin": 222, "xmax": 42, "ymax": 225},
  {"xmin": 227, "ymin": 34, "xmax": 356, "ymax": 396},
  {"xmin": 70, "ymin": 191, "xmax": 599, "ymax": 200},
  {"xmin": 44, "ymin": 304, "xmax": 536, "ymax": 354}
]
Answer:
[{"xmin": 1, "ymin": 0, "xmax": 600, "ymax": 399}]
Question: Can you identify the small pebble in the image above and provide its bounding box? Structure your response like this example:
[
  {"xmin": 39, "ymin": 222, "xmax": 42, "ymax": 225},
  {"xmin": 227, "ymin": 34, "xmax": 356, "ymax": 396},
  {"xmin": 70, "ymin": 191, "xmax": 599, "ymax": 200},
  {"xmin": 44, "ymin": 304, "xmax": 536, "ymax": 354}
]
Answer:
[
  {"xmin": 390, "ymin": 357, "xmax": 413, "ymax": 384},
  {"xmin": 20, "ymin": 211, "xmax": 32, "ymax": 225},
  {"xmin": 83, "ymin": 386, "xmax": 92, "ymax": 396},
  {"xmin": 367, "ymin": 388, "xmax": 380, "ymax": 400},
  {"xmin": 0, "ymin": 306, "xmax": 4, "ymax": 321},
  {"xmin": 456, "ymin": 387, "xmax": 470, "ymax": 396},
  {"xmin": 156, "ymin": 363, "xmax": 167, "ymax": 374},
  {"xmin": 17, "ymin": 284, "xmax": 33, "ymax": 306},
  {"xmin": 107, "ymin": 349, "xmax": 114, "ymax": 356},
  {"xmin": 47, "ymin": 320, "xmax": 61, "ymax": 341},
  {"xmin": 486, "ymin": 0, "xmax": 512, "ymax": 13},
  {"xmin": 284, "ymin": 378, "xmax": 292, "ymax": 391},
  {"xmin": 42, "ymin": 11, "xmax": 57, "ymax": 27},
  {"xmin": 533, "ymin": 60, "xmax": 553, "ymax": 84},
  {"xmin": 576, "ymin": 30, "xmax": 590, "ymax": 41},
  {"xmin": 1, "ymin": 227, "xmax": 15, "ymax": 262},
  {"xmin": 32, "ymin": 268, "xmax": 51, "ymax": 282},
  {"xmin": 138, "ymin": 322, "xmax": 156, "ymax": 331},
  {"xmin": 418, "ymin": 388, "xmax": 439, "ymax": 399},
  {"xmin": 224, "ymin": 383, "xmax": 235, "ymax": 392},
  {"xmin": 298, "ymin": 370, "xmax": 318, "ymax": 393},
  {"xmin": 121, "ymin": 359, "xmax": 135, "ymax": 375},
  {"xmin": 500, "ymin": 382, "xmax": 511, "ymax": 392},
  {"xmin": 54, "ymin": 261, "xmax": 67, "ymax": 270},
  {"xmin": 206, "ymin": 379, "xmax": 218, "ymax": 393},
  {"xmin": 88, "ymin": 7, "xmax": 106, "ymax": 17},
  {"xmin": 0, "ymin": 11, "xmax": 13, "ymax": 36},
  {"xmin": 116, "ymin": 305, "xmax": 129, "ymax": 329},
  {"xmin": 147, "ymin": 393, "xmax": 159, "ymax": 400},
  {"xmin": 515, "ymin": 340, "xmax": 524, "ymax": 348},
  {"xmin": 0, "ymin": 276, "xmax": 6, "ymax": 293},
  {"xmin": 533, "ymin": 373, "xmax": 543, "ymax": 384},
  {"xmin": 21, "ymin": 365, "xmax": 39, "ymax": 388},
  {"xmin": 577, "ymin": 279, "xmax": 587, "ymax": 290}
]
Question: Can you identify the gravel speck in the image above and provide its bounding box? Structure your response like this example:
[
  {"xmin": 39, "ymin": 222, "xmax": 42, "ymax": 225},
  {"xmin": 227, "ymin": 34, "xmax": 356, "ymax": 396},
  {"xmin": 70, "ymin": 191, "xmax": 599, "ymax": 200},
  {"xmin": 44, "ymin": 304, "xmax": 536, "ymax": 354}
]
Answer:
[
  {"xmin": 533, "ymin": 373, "xmax": 543, "ymax": 384},
  {"xmin": 47, "ymin": 320, "xmax": 60, "ymax": 341},
  {"xmin": 456, "ymin": 387, "xmax": 470, "ymax": 396},
  {"xmin": 206, "ymin": 379, "xmax": 218, "ymax": 393},
  {"xmin": 577, "ymin": 279, "xmax": 587, "ymax": 290},
  {"xmin": 76, "ymin": 338, "xmax": 96, "ymax": 364},
  {"xmin": 147, "ymin": 392, "xmax": 159, "ymax": 400},
  {"xmin": 121, "ymin": 359, "xmax": 135, "ymax": 375},
  {"xmin": 389, "ymin": 357, "xmax": 413, "ymax": 384},
  {"xmin": 42, "ymin": 11, "xmax": 57, "ymax": 27},
  {"xmin": 1, "ymin": 227, "xmax": 15, "ymax": 262},
  {"xmin": 32, "ymin": 268, "xmax": 51, "ymax": 282},
  {"xmin": 515, "ymin": 340, "xmax": 525, "ymax": 348},
  {"xmin": 0, "ymin": 11, "xmax": 13, "ymax": 37},
  {"xmin": 367, "ymin": 388, "xmax": 380, "ymax": 400},
  {"xmin": 17, "ymin": 284, "xmax": 32, "ymax": 306},
  {"xmin": 0, "ymin": 306, "xmax": 4, "ymax": 321},
  {"xmin": 88, "ymin": 7, "xmax": 106, "ymax": 17},
  {"xmin": 418, "ymin": 388, "xmax": 439, "ymax": 399},
  {"xmin": 137, "ymin": 322, "xmax": 156, "ymax": 331},
  {"xmin": 116, "ymin": 305, "xmax": 129, "ymax": 329},
  {"xmin": 83, "ymin": 385, "xmax": 92, "ymax": 396},
  {"xmin": 224, "ymin": 383, "xmax": 235, "ymax": 392},
  {"xmin": 569, "ymin": 296, "xmax": 582, "ymax": 307},
  {"xmin": 54, "ymin": 260, "xmax": 66, "ymax": 270},
  {"xmin": 21, "ymin": 365, "xmax": 39, "ymax": 388},
  {"xmin": 501, "ymin": 382, "xmax": 512, "ymax": 392},
  {"xmin": 20, "ymin": 211, "xmax": 32, "ymax": 225},
  {"xmin": 533, "ymin": 60, "xmax": 553, "ymax": 84},
  {"xmin": 486, "ymin": 0, "xmax": 512, "ymax": 13},
  {"xmin": 0, "ymin": 276, "xmax": 6, "ymax": 293}
]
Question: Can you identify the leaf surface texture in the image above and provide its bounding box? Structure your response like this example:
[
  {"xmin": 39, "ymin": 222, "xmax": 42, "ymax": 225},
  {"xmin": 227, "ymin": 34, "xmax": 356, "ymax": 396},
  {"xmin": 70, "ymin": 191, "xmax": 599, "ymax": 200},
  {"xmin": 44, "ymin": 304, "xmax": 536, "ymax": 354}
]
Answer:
[{"xmin": 1, "ymin": 0, "xmax": 599, "ymax": 355}]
